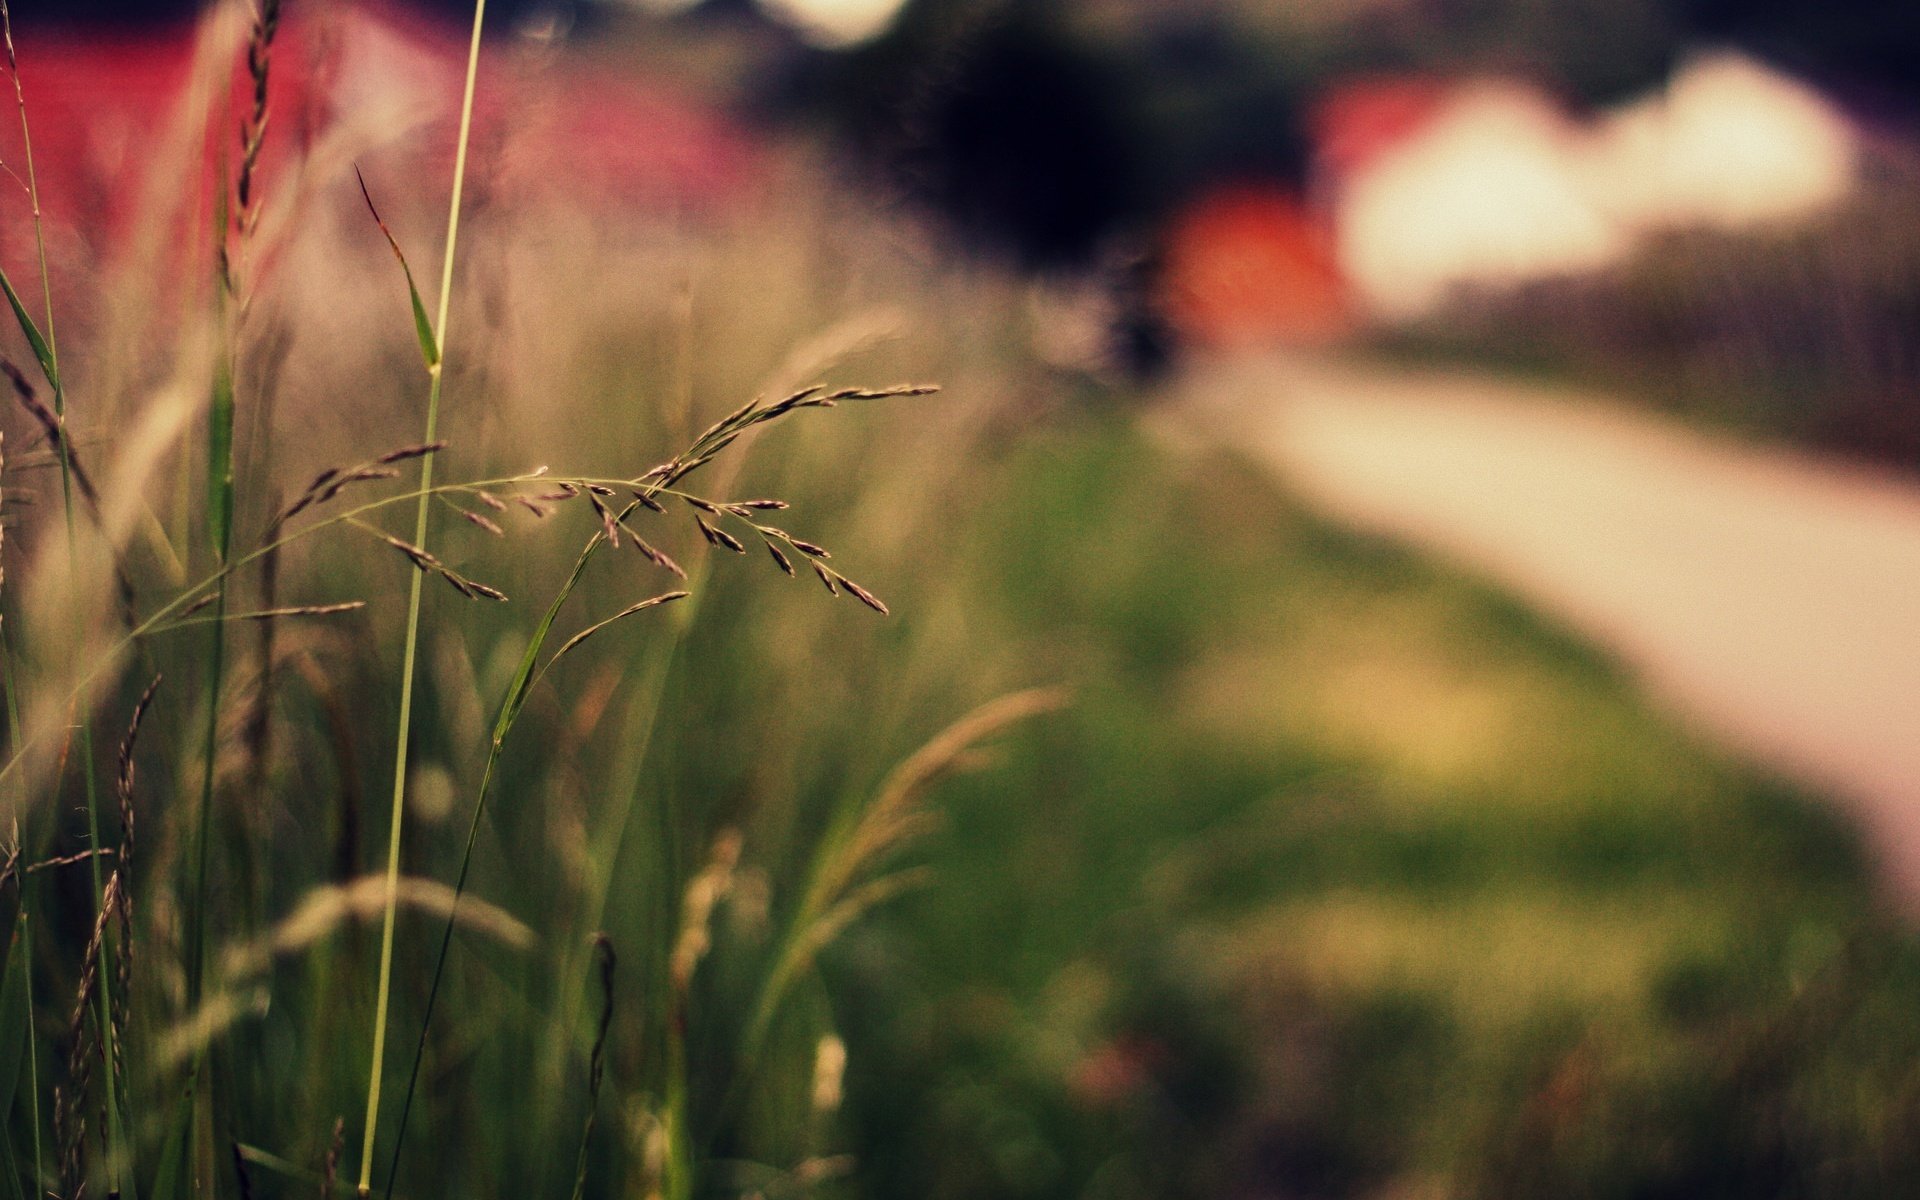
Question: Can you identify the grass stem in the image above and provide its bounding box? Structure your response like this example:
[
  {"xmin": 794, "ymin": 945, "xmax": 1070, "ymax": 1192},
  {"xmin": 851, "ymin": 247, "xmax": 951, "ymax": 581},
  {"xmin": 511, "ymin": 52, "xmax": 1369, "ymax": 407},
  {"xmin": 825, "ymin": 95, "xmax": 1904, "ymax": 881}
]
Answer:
[{"xmin": 357, "ymin": 2, "xmax": 487, "ymax": 1193}]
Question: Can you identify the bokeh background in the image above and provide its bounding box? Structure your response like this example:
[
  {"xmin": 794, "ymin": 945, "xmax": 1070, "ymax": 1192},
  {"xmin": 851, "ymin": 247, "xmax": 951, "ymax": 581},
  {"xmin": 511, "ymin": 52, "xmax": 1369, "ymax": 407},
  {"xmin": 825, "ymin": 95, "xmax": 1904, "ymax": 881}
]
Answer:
[{"xmin": 5, "ymin": 1, "xmax": 1920, "ymax": 1198}]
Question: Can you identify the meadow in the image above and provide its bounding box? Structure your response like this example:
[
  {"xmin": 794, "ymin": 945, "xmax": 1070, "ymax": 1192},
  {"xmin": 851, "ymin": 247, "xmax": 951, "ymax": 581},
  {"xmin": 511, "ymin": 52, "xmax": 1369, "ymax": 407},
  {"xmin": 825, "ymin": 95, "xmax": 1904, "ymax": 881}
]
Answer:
[{"xmin": 1, "ymin": 5, "xmax": 1918, "ymax": 1199}]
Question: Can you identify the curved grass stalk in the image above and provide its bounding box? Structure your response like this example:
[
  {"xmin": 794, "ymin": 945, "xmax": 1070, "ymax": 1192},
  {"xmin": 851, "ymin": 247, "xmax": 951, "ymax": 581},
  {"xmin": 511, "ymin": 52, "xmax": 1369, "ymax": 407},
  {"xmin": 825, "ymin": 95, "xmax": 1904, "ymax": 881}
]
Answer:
[{"xmin": 357, "ymin": 2, "xmax": 488, "ymax": 1193}]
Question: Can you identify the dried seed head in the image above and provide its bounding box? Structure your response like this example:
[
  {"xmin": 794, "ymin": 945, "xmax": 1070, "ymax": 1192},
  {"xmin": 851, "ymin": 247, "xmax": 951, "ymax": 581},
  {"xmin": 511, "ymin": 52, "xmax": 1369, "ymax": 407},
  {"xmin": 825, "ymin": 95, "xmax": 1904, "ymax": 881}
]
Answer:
[
  {"xmin": 475, "ymin": 490, "xmax": 509, "ymax": 512},
  {"xmin": 383, "ymin": 535, "xmax": 439, "ymax": 573},
  {"xmin": 462, "ymin": 510, "xmax": 506, "ymax": 537},
  {"xmin": 813, "ymin": 561, "xmax": 839, "ymax": 596},
  {"xmin": 301, "ymin": 466, "xmax": 342, "ymax": 495},
  {"xmin": 628, "ymin": 534, "xmax": 687, "ymax": 580},
  {"xmin": 589, "ymin": 494, "xmax": 621, "ymax": 549},
  {"xmin": 548, "ymin": 591, "xmax": 690, "ymax": 663},
  {"xmin": 764, "ymin": 540, "xmax": 795, "ymax": 577},
  {"xmin": 373, "ymin": 441, "xmax": 447, "ymax": 465},
  {"xmin": 683, "ymin": 496, "xmax": 720, "ymax": 515},
  {"xmin": 632, "ymin": 490, "xmax": 666, "ymax": 514},
  {"xmin": 696, "ymin": 518, "xmax": 745, "ymax": 554},
  {"xmin": 239, "ymin": 602, "xmax": 367, "ymax": 620},
  {"xmin": 789, "ymin": 539, "xmax": 830, "ymax": 560},
  {"xmin": 823, "ymin": 383, "xmax": 940, "ymax": 401},
  {"xmin": 179, "ymin": 590, "xmax": 224, "ymax": 621},
  {"xmin": 841, "ymin": 578, "xmax": 891, "ymax": 616}
]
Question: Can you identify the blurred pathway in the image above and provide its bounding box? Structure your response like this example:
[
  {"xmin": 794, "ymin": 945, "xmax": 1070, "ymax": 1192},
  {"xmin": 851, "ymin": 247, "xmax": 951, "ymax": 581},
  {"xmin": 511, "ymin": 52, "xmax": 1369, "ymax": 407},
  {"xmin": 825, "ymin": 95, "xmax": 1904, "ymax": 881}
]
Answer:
[{"xmin": 1173, "ymin": 353, "xmax": 1920, "ymax": 903}]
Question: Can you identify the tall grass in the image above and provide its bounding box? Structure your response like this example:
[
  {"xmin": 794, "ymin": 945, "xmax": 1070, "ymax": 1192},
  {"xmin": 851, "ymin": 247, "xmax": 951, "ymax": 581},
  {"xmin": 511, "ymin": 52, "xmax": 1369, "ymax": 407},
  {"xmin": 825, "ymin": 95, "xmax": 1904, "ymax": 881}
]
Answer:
[
  {"xmin": 356, "ymin": 2, "xmax": 485, "ymax": 1192},
  {"xmin": 0, "ymin": 6, "xmax": 1054, "ymax": 1199}
]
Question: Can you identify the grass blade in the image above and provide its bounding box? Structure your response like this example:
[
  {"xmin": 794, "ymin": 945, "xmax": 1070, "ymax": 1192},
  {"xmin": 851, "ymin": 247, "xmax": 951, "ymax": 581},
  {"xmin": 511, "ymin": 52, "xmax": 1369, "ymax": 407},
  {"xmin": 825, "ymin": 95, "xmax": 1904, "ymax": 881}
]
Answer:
[
  {"xmin": 354, "ymin": 169, "xmax": 440, "ymax": 373},
  {"xmin": 359, "ymin": 3, "xmax": 487, "ymax": 1194},
  {"xmin": 0, "ymin": 269, "xmax": 51, "ymax": 393}
]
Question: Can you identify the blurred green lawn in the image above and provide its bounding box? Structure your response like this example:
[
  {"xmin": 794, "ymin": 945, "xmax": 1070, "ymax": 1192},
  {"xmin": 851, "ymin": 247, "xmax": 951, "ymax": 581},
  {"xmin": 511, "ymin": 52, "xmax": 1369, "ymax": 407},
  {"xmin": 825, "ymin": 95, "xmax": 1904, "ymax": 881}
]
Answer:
[{"xmin": 824, "ymin": 409, "xmax": 1920, "ymax": 1200}]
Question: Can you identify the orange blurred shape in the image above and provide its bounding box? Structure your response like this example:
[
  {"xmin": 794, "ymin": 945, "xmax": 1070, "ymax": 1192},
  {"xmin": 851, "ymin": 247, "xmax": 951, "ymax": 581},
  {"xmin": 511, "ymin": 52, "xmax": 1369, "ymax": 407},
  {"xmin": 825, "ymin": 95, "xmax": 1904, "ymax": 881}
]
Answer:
[{"xmin": 1159, "ymin": 185, "xmax": 1352, "ymax": 349}]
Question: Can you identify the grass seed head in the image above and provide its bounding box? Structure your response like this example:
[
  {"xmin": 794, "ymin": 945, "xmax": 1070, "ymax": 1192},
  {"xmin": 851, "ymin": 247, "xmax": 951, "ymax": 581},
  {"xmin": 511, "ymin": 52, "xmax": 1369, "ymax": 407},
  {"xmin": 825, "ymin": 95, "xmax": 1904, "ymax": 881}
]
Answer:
[
  {"xmin": 462, "ymin": 509, "xmax": 506, "ymax": 537},
  {"xmin": 765, "ymin": 540, "xmax": 795, "ymax": 577}
]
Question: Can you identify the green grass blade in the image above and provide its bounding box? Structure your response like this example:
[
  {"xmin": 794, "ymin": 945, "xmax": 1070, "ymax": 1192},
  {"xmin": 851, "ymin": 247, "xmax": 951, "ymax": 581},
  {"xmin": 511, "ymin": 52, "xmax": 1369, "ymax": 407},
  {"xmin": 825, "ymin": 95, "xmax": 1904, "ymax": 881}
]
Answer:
[
  {"xmin": 354, "ymin": 169, "xmax": 440, "ymax": 372},
  {"xmin": 0, "ymin": 904, "xmax": 29, "ymax": 1129},
  {"xmin": 359, "ymin": 3, "xmax": 486, "ymax": 1192},
  {"xmin": 0, "ymin": 267, "xmax": 54, "ymax": 392}
]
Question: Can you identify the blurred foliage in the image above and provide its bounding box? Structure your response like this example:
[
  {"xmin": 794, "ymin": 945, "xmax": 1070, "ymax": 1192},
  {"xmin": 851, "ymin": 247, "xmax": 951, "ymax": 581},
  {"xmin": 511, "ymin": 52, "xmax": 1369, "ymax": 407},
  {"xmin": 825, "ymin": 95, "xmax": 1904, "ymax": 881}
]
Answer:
[{"xmin": 808, "ymin": 414, "xmax": 1920, "ymax": 1198}]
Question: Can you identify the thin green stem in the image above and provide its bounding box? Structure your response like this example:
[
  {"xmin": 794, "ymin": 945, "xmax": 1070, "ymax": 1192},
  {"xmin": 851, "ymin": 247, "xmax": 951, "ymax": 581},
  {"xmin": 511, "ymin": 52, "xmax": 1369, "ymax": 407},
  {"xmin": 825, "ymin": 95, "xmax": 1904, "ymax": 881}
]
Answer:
[
  {"xmin": 358, "ymin": 2, "xmax": 486, "ymax": 1193},
  {"xmin": 19, "ymin": 915, "xmax": 38, "ymax": 1200},
  {"xmin": 0, "ymin": 638, "xmax": 40, "ymax": 1200}
]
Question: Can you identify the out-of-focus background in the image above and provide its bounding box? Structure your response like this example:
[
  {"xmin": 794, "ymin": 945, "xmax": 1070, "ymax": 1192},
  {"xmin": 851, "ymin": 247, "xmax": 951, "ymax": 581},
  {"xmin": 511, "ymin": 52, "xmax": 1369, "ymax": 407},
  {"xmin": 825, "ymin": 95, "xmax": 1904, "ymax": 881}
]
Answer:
[{"xmin": 7, "ymin": 1, "xmax": 1920, "ymax": 1197}]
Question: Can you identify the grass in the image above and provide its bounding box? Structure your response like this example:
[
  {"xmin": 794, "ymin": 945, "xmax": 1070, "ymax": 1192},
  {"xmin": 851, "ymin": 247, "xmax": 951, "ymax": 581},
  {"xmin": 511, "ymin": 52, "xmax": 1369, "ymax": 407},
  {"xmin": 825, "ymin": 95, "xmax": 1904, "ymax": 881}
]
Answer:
[
  {"xmin": 826, "ymin": 415, "xmax": 1920, "ymax": 1198},
  {"xmin": 0, "ymin": 7, "xmax": 1914, "ymax": 1200}
]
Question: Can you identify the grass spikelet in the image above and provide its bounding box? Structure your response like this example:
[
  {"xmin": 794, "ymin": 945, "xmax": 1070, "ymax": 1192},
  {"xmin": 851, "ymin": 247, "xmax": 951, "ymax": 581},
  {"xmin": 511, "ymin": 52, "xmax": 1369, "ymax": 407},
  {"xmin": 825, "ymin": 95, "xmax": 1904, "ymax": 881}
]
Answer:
[
  {"xmin": 236, "ymin": 602, "xmax": 367, "ymax": 621},
  {"xmin": 461, "ymin": 509, "xmax": 505, "ymax": 537},
  {"xmin": 219, "ymin": 875, "xmax": 533, "ymax": 983},
  {"xmin": 61, "ymin": 871, "xmax": 124, "ymax": 1198},
  {"xmin": 839, "ymin": 578, "xmax": 890, "ymax": 616},
  {"xmin": 373, "ymin": 442, "xmax": 448, "ymax": 466},
  {"xmin": 694, "ymin": 517, "xmax": 741, "ymax": 554},
  {"xmin": 672, "ymin": 831, "xmax": 742, "ymax": 993},
  {"xmin": 589, "ymin": 493, "xmax": 621, "ymax": 548},
  {"xmin": 544, "ymin": 592, "xmax": 689, "ymax": 669},
  {"xmin": 615, "ymin": 522, "xmax": 687, "ymax": 580},
  {"xmin": 821, "ymin": 384, "xmax": 941, "ymax": 402},
  {"xmin": 742, "ymin": 690, "xmax": 1068, "ymax": 1061},
  {"xmin": 177, "ymin": 590, "xmax": 224, "ymax": 621},
  {"xmin": 367, "ymin": 528, "xmax": 506, "ymax": 602},
  {"xmin": 379, "ymin": 533, "xmax": 438, "ymax": 574},
  {"xmin": 3, "ymin": 357, "xmax": 95, "ymax": 509},
  {"xmin": 764, "ymin": 539, "xmax": 795, "ymax": 577},
  {"xmin": 111, "ymin": 675, "xmax": 160, "ymax": 1092},
  {"xmin": 233, "ymin": 0, "xmax": 281, "ymax": 262},
  {"xmin": 265, "ymin": 455, "xmax": 418, "ymax": 542}
]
